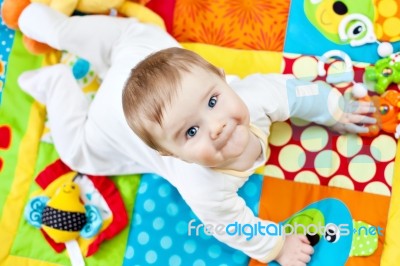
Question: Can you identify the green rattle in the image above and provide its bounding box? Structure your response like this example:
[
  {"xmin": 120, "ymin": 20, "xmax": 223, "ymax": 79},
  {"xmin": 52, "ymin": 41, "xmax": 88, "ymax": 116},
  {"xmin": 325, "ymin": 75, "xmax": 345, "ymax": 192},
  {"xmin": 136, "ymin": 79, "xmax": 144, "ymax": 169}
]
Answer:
[{"xmin": 365, "ymin": 52, "xmax": 400, "ymax": 94}]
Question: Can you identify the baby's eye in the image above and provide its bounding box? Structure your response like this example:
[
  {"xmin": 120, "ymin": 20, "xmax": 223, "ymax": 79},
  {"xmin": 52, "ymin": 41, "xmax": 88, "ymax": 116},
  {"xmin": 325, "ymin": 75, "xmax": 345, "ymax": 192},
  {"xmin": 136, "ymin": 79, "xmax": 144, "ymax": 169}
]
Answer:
[
  {"xmin": 186, "ymin": 126, "xmax": 199, "ymax": 138},
  {"xmin": 208, "ymin": 96, "xmax": 217, "ymax": 108}
]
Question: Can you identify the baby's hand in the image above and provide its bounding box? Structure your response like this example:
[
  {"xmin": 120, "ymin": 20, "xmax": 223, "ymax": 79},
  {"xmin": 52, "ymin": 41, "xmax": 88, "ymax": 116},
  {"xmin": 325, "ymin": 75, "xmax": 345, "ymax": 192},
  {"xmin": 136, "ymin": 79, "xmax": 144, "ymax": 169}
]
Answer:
[
  {"xmin": 330, "ymin": 100, "xmax": 376, "ymax": 134},
  {"xmin": 274, "ymin": 235, "xmax": 314, "ymax": 266}
]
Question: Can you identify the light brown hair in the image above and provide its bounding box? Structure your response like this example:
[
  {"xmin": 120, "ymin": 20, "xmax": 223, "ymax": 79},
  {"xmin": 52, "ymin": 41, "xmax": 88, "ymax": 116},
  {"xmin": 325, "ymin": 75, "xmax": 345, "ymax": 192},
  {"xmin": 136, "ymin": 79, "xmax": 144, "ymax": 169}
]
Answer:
[{"xmin": 122, "ymin": 47, "xmax": 224, "ymax": 151}]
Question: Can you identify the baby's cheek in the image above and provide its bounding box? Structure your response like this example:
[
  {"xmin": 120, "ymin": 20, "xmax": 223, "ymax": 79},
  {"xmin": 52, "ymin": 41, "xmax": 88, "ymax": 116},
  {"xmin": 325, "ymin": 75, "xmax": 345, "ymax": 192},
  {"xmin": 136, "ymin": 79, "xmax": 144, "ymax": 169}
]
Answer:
[{"xmin": 195, "ymin": 145, "xmax": 219, "ymax": 167}]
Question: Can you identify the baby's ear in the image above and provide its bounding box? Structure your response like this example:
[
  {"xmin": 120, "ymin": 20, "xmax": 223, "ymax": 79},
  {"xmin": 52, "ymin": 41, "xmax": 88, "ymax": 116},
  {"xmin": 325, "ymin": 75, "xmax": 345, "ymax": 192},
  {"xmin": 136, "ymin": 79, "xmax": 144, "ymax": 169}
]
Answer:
[{"xmin": 219, "ymin": 68, "xmax": 226, "ymax": 78}]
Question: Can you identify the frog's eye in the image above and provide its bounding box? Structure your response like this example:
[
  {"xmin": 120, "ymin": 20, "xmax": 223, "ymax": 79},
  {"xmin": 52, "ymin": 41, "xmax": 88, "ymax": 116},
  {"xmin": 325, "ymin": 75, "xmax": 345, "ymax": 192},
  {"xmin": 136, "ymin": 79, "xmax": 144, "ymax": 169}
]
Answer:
[
  {"xmin": 346, "ymin": 21, "xmax": 367, "ymax": 40},
  {"xmin": 382, "ymin": 67, "xmax": 393, "ymax": 77},
  {"xmin": 380, "ymin": 104, "xmax": 389, "ymax": 115},
  {"xmin": 324, "ymin": 223, "xmax": 340, "ymax": 243},
  {"xmin": 333, "ymin": 1, "xmax": 348, "ymax": 15}
]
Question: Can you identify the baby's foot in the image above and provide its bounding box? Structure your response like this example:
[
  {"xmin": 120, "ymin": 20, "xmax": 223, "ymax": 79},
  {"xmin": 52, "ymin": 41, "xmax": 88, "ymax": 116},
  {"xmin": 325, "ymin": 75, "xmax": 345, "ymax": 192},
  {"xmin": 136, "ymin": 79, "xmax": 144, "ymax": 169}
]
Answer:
[{"xmin": 18, "ymin": 64, "xmax": 70, "ymax": 104}]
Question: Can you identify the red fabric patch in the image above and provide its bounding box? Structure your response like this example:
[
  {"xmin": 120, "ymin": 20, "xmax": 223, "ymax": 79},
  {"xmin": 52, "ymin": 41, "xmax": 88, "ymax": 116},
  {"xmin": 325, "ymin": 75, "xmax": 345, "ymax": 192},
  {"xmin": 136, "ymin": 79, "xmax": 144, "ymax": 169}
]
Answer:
[
  {"xmin": 146, "ymin": 0, "xmax": 177, "ymax": 33},
  {"xmin": 0, "ymin": 125, "xmax": 11, "ymax": 149}
]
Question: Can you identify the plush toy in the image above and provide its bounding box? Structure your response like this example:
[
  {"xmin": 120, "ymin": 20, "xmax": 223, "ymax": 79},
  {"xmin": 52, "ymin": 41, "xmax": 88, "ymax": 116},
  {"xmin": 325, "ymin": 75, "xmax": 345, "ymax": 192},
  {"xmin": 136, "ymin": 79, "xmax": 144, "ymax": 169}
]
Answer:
[
  {"xmin": 24, "ymin": 177, "xmax": 103, "ymax": 266},
  {"xmin": 1, "ymin": 0, "xmax": 165, "ymax": 54},
  {"xmin": 23, "ymin": 159, "xmax": 128, "ymax": 265},
  {"xmin": 304, "ymin": 0, "xmax": 396, "ymax": 57},
  {"xmin": 25, "ymin": 180, "xmax": 103, "ymax": 243},
  {"xmin": 365, "ymin": 52, "xmax": 400, "ymax": 95},
  {"xmin": 358, "ymin": 90, "xmax": 400, "ymax": 139},
  {"xmin": 269, "ymin": 198, "xmax": 378, "ymax": 266}
]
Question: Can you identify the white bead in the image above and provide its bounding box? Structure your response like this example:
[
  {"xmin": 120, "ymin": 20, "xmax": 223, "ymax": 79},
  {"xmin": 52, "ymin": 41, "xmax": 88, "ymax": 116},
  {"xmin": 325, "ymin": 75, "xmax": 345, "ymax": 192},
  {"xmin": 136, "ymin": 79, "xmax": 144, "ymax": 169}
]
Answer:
[
  {"xmin": 352, "ymin": 83, "xmax": 368, "ymax": 98},
  {"xmin": 377, "ymin": 42, "xmax": 394, "ymax": 58}
]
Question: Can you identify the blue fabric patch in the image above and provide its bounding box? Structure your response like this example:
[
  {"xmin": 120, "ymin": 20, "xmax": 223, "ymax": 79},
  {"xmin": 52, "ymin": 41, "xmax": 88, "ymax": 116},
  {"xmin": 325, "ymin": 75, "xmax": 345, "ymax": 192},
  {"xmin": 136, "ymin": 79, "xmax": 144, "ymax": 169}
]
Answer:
[
  {"xmin": 123, "ymin": 173, "xmax": 263, "ymax": 266},
  {"xmin": 0, "ymin": 0, "xmax": 15, "ymax": 105}
]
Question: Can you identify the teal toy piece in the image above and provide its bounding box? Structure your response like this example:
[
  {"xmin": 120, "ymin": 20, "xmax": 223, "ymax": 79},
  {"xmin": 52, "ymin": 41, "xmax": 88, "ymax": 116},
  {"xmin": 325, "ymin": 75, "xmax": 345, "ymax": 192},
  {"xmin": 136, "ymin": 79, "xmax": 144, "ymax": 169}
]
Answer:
[
  {"xmin": 24, "ymin": 196, "xmax": 49, "ymax": 228},
  {"xmin": 72, "ymin": 58, "xmax": 91, "ymax": 80},
  {"xmin": 365, "ymin": 52, "xmax": 400, "ymax": 95},
  {"xmin": 80, "ymin": 205, "xmax": 103, "ymax": 238}
]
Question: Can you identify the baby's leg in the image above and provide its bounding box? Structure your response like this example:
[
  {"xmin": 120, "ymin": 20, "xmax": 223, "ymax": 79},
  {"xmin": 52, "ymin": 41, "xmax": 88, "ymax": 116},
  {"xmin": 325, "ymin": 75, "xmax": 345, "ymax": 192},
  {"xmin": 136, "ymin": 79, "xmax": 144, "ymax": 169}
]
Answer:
[
  {"xmin": 18, "ymin": 64, "xmax": 138, "ymax": 174},
  {"xmin": 18, "ymin": 3, "xmax": 133, "ymax": 77},
  {"xmin": 19, "ymin": 64, "xmax": 90, "ymax": 161}
]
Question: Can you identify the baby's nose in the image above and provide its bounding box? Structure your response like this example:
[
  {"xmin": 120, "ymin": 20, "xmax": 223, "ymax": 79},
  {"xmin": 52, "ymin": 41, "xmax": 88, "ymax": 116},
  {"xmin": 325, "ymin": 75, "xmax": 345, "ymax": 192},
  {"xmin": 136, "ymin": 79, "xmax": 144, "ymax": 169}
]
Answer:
[{"xmin": 210, "ymin": 122, "xmax": 225, "ymax": 140}]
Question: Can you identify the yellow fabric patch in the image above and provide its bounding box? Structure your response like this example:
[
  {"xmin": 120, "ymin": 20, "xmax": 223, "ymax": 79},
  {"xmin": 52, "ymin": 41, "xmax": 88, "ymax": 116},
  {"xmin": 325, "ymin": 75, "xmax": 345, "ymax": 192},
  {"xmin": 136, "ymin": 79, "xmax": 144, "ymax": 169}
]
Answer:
[
  {"xmin": 182, "ymin": 42, "xmax": 283, "ymax": 78},
  {"xmin": 380, "ymin": 140, "xmax": 400, "ymax": 265}
]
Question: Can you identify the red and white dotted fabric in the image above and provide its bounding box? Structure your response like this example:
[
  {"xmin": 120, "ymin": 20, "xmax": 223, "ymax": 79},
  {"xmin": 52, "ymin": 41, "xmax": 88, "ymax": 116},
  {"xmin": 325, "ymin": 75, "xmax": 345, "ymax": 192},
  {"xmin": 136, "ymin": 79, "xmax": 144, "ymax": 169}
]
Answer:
[{"xmin": 263, "ymin": 54, "xmax": 396, "ymax": 196}]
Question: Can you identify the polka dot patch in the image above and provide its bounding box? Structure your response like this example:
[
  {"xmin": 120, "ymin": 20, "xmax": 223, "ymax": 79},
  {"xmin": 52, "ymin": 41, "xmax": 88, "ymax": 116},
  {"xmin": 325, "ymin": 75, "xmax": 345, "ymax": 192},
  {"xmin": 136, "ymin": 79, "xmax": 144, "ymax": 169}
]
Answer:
[
  {"xmin": 290, "ymin": 117, "xmax": 311, "ymax": 127},
  {"xmin": 328, "ymin": 175, "xmax": 355, "ymax": 190},
  {"xmin": 370, "ymin": 135, "xmax": 396, "ymax": 162},
  {"xmin": 300, "ymin": 126, "xmax": 328, "ymax": 152},
  {"xmin": 278, "ymin": 144, "xmax": 306, "ymax": 172},
  {"xmin": 336, "ymin": 134, "xmax": 363, "ymax": 158},
  {"xmin": 269, "ymin": 122, "xmax": 292, "ymax": 147},
  {"xmin": 270, "ymin": 54, "xmax": 397, "ymax": 196},
  {"xmin": 375, "ymin": 0, "xmax": 400, "ymax": 42},
  {"xmin": 350, "ymin": 221, "xmax": 378, "ymax": 256},
  {"xmin": 263, "ymin": 164, "xmax": 285, "ymax": 179},
  {"xmin": 384, "ymin": 162, "xmax": 394, "ymax": 187},
  {"xmin": 42, "ymin": 206, "xmax": 86, "ymax": 231},
  {"xmin": 364, "ymin": 182, "xmax": 391, "ymax": 196},
  {"xmin": 123, "ymin": 173, "xmax": 263, "ymax": 266},
  {"xmin": 314, "ymin": 150, "xmax": 340, "ymax": 178},
  {"xmin": 378, "ymin": 0, "xmax": 398, "ymax": 18},
  {"xmin": 292, "ymin": 56, "xmax": 318, "ymax": 81},
  {"xmin": 348, "ymin": 155, "xmax": 376, "ymax": 183},
  {"xmin": 294, "ymin": 171, "xmax": 320, "ymax": 185}
]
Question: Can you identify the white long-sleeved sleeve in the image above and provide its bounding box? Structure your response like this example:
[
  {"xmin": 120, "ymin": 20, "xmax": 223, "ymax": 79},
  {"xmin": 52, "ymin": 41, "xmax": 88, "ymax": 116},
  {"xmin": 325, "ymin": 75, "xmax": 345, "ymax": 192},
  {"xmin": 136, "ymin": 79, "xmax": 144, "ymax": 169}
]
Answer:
[
  {"xmin": 165, "ymin": 164, "xmax": 285, "ymax": 263},
  {"xmin": 231, "ymin": 74, "xmax": 343, "ymax": 133}
]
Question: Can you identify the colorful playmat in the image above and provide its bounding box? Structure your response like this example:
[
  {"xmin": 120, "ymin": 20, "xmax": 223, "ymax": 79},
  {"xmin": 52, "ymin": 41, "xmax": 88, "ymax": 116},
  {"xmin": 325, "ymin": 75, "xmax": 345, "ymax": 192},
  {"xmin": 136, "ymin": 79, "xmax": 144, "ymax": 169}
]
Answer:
[{"xmin": 1, "ymin": 0, "xmax": 400, "ymax": 265}]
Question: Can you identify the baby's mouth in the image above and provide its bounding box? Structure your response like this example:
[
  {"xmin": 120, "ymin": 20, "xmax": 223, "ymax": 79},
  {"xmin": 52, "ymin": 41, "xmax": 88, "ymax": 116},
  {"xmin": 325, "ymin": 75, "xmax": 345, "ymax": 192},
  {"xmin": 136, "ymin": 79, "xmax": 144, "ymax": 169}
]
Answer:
[
  {"xmin": 215, "ymin": 123, "xmax": 235, "ymax": 150},
  {"xmin": 320, "ymin": 9, "xmax": 332, "ymax": 26}
]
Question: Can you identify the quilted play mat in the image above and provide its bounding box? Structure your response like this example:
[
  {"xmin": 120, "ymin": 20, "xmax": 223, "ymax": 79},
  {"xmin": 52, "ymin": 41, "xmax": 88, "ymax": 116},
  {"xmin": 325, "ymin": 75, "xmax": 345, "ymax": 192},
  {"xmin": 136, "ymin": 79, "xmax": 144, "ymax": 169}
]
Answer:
[{"xmin": 1, "ymin": 0, "xmax": 400, "ymax": 265}]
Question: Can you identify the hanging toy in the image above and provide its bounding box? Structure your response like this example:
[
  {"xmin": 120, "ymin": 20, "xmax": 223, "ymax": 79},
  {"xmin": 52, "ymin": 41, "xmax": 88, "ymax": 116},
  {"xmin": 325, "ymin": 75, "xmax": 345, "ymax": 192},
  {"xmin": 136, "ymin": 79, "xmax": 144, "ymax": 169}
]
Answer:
[
  {"xmin": 365, "ymin": 52, "xmax": 400, "ymax": 95},
  {"xmin": 338, "ymin": 13, "xmax": 393, "ymax": 58},
  {"xmin": 318, "ymin": 50, "xmax": 368, "ymax": 98},
  {"xmin": 360, "ymin": 90, "xmax": 400, "ymax": 138},
  {"xmin": 25, "ymin": 179, "xmax": 103, "ymax": 266}
]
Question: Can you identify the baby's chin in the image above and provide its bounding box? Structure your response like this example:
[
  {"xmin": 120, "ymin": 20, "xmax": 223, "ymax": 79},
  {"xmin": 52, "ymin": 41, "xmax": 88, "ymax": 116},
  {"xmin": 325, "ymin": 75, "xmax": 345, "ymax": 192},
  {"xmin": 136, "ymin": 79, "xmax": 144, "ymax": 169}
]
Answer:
[{"xmin": 220, "ymin": 126, "xmax": 250, "ymax": 159}]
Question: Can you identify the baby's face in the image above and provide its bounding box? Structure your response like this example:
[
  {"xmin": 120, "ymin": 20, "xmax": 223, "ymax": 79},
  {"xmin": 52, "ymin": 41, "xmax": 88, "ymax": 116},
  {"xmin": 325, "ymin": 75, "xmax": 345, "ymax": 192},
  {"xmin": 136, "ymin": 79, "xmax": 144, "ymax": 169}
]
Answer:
[{"xmin": 150, "ymin": 66, "xmax": 251, "ymax": 168}]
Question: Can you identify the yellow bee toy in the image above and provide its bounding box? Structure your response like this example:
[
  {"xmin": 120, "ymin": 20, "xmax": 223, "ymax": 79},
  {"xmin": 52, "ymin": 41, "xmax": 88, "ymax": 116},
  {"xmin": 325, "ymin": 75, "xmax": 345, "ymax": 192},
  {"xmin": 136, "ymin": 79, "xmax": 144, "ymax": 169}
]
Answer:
[{"xmin": 24, "ymin": 179, "xmax": 102, "ymax": 243}]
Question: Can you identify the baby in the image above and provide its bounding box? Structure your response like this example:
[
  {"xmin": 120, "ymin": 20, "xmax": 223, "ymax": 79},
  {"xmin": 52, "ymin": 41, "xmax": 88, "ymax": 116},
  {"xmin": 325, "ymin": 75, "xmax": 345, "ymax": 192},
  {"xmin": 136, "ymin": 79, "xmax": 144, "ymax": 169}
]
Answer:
[
  {"xmin": 17, "ymin": 3, "xmax": 375, "ymax": 265},
  {"xmin": 123, "ymin": 47, "xmax": 375, "ymax": 174},
  {"xmin": 122, "ymin": 47, "xmax": 376, "ymax": 265}
]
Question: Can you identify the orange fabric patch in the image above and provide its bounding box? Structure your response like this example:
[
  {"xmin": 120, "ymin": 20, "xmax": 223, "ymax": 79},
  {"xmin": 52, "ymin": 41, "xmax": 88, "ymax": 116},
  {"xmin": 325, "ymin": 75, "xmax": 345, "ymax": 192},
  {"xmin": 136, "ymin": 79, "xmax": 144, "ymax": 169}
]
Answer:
[
  {"xmin": 249, "ymin": 176, "xmax": 390, "ymax": 266},
  {"xmin": 374, "ymin": 0, "xmax": 400, "ymax": 43},
  {"xmin": 172, "ymin": 0, "xmax": 290, "ymax": 51}
]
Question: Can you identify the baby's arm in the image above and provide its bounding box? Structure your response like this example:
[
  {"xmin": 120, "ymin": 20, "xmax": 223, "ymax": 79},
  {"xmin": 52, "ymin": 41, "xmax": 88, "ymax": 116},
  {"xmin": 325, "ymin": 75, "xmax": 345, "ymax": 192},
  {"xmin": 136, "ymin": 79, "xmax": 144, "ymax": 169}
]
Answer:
[
  {"xmin": 161, "ymin": 165, "xmax": 313, "ymax": 264},
  {"xmin": 284, "ymin": 77, "xmax": 376, "ymax": 134},
  {"xmin": 232, "ymin": 74, "xmax": 376, "ymax": 134}
]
